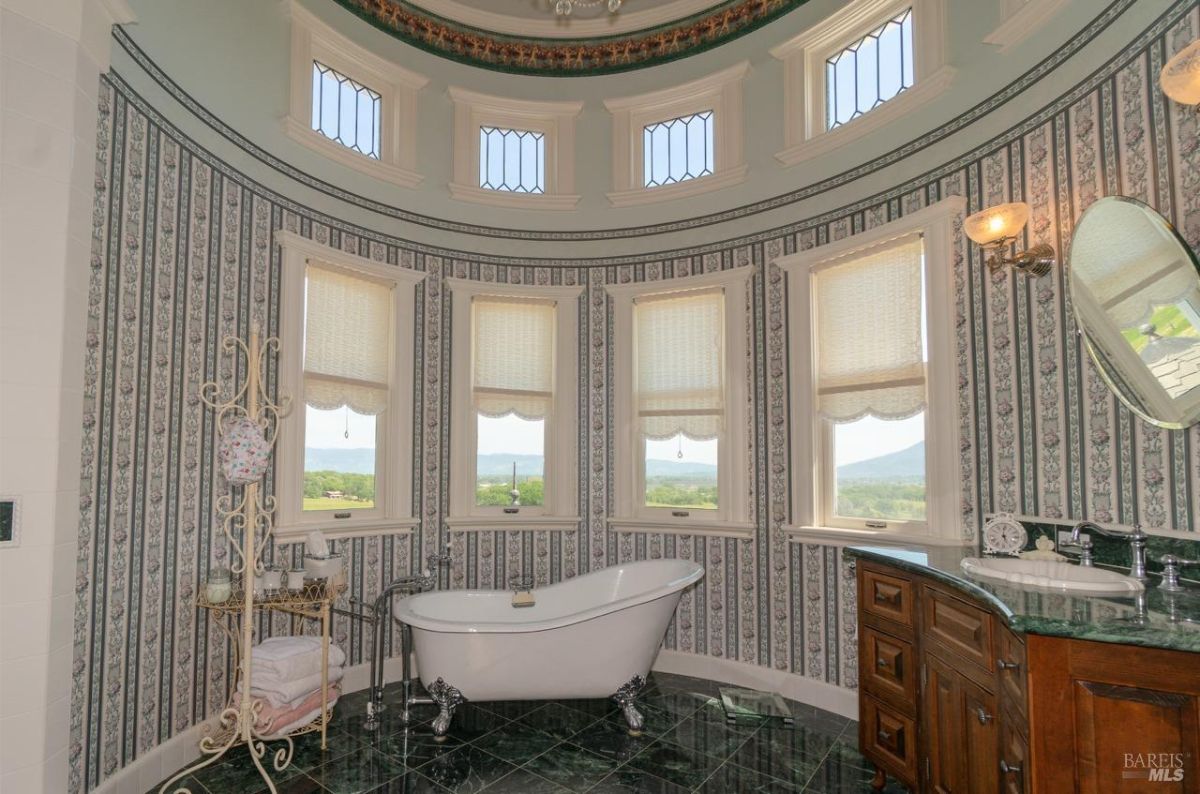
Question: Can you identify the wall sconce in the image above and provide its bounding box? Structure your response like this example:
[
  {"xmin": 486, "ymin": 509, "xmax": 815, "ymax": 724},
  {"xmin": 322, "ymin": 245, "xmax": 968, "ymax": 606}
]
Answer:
[
  {"xmin": 1160, "ymin": 39, "xmax": 1200, "ymax": 107},
  {"xmin": 964, "ymin": 201, "xmax": 1056, "ymax": 277}
]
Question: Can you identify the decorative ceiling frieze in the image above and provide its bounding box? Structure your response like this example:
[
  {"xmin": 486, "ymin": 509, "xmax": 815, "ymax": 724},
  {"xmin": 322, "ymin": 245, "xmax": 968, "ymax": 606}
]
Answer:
[{"xmin": 330, "ymin": 0, "xmax": 809, "ymax": 75}]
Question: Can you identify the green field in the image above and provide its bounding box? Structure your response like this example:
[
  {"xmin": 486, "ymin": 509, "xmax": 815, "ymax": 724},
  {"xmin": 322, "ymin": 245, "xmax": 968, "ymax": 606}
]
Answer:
[
  {"xmin": 1122, "ymin": 304, "xmax": 1199, "ymax": 352},
  {"xmin": 476, "ymin": 478, "xmax": 545, "ymax": 507},
  {"xmin": 304, "ymin": 496, "xmax": 374, "ymax": 511},
  {"xmin": 836, "ymin": 478, "xmax": 926, "ymax": 520},
  {"xmin": 645, "ymin": 478, "xmax": 718, "ymax": 510}
]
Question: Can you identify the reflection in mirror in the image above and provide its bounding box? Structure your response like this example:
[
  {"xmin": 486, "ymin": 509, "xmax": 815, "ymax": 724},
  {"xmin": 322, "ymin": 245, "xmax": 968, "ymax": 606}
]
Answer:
[{"xmin": 1070, "ymin": 196, "xmax": 1200, "ymax": 429}]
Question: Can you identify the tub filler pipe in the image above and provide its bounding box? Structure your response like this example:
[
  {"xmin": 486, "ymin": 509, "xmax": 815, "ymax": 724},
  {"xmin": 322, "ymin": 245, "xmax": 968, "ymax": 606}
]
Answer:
[{"xmin": 334, "ymin": 552, "xmax": 450, "ymax": 732}]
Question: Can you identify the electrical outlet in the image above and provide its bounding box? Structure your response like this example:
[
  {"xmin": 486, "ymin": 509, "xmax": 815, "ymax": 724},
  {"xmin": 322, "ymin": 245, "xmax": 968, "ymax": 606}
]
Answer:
[{"xmin": 0, "ymin": 498, "xmax": 15, "ymax": 545}]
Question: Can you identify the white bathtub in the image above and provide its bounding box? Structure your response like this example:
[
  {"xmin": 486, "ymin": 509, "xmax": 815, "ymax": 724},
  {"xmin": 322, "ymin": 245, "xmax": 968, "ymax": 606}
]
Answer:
[{"xmin": 392, "ymin": 558, "xmax": 703, "ymax": 733}]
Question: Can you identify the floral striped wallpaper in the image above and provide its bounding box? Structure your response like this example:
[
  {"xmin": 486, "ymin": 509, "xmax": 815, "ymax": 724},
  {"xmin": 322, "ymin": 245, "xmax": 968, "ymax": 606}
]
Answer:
[{"xmin": 70, "ymin": 2, "xmax": 1199, "ymax": 790}]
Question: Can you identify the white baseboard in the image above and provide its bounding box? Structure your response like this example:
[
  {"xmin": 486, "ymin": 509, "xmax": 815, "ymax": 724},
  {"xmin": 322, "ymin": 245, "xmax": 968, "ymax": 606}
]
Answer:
[
  {"xmin": 93, "ymin": 656, "xmax": 409, "ymax": 794},
  {"xmin": 651, "ymin": 650, "xmax": 858, "ymax": 720}
]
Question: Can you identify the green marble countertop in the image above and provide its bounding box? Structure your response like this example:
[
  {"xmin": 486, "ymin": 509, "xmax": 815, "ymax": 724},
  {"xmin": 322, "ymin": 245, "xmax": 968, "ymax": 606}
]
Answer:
[{"xmin": 845, "ymin": 544, "xmax": 1200, "ymax": 654}]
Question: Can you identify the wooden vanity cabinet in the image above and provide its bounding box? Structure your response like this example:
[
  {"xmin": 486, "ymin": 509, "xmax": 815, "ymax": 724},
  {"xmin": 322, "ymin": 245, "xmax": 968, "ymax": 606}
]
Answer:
[{"xmin": 855, "ymin": 559, "xmax": 1200, "ymax": 793}]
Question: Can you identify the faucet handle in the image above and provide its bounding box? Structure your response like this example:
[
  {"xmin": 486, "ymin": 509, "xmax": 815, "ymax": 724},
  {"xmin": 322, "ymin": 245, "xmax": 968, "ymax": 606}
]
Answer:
[{"xmin": 1160, "ymin": 554, "xmax": 1200, "ymax": 592}]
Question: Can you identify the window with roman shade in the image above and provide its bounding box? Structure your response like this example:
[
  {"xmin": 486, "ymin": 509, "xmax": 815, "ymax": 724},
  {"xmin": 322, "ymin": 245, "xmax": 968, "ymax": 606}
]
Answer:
[
  {"xmin": 814, "ymin": 237, "xmax": 925, "ymax": 422},
  {"xmin": 303, "ymin": 264, "xmax": 393, "ymax": 414},
  {"xmin": 635, "ymin": 290, "xmax": 725, "ymax": 440},
  {"xmin": 472, "ymin": 297, "xmax": 555, "ymax": 420}
]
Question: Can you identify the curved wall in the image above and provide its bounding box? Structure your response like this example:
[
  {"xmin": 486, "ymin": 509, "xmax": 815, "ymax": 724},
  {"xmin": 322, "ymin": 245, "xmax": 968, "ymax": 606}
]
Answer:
[{"xmin": 71, "ymin": 1, "xmax": 1200, "ymax": 790}]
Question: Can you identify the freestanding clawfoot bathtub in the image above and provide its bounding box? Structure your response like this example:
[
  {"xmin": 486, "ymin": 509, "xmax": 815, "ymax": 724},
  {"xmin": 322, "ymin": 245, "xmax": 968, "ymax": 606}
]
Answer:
[{"xmin": 392, "ymin": 558, "xmax": 704, "ymax": 736}]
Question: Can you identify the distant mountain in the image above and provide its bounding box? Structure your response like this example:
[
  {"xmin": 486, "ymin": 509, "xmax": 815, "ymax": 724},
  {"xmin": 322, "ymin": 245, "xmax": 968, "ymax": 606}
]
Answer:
[
  {"xmin": 836, "ymin": 441, "xmax": 924, "ymax": 481},
  {"xmin": 476, "ymin": 453, "xmax": 545, "ymax": 479},
  {"xmin": 645, "ymin": 459, "xmax": 718, "ymax": 478},
  {"xmin": 305, "ymin": 447, "xmax": 376, "ymax": 475}
]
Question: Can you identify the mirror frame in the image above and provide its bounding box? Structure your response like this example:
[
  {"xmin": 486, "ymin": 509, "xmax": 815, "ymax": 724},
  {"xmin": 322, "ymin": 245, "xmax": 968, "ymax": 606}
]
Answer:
[{"xmin": 1069, "ymin": 195, "xmax": 1200, "ymax": 431}]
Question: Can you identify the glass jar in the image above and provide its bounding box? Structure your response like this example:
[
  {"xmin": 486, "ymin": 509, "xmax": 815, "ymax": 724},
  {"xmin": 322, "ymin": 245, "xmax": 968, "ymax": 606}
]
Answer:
[
  {"xmin": 287, "ymin": 567, "xmax": 307, "ymax": 593},
  {"xmin": 262, "ymin": 566, "xmax": 284, "ymax": 594},
  {"xmin": 206, "ymin": 567, "xmax": 232, "ymax": 604}
]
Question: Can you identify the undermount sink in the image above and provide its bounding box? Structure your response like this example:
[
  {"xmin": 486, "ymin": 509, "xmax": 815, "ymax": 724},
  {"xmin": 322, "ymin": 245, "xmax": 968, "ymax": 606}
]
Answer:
[{"xmin": 960, "ymin": 557, "xmax": 1144, "ymax": 594}]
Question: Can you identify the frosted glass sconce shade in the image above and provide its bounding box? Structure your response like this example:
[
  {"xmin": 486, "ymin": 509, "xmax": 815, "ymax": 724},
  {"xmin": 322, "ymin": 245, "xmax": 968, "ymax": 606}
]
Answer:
[
  {"xmin": 1161, "ymin": 39, "xmax": 1200, "ymax": 106},
  {"xmin": 964, "ymin": 202, "xmax": 1030, "ymax": 246},
  {"xmin": 964, "ymin": 201, "xmax": 1054, "ymax": 277}
]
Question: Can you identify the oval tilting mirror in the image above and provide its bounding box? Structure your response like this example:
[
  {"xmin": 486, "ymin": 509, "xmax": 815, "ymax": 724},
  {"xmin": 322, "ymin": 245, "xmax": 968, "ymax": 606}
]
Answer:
[{"xmin": 1070, "ymin": 196, "xmax": 1200, "ymax": 429}]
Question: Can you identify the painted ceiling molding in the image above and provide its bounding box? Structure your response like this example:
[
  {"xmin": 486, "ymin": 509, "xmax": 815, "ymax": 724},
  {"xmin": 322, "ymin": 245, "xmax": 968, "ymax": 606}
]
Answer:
[
  {"xmin": 114, "ymin": 0, "xmax": 1148, "ymax": 242},
  {"xmin": 329, "ymin": 0, "xmax": 808, "ymax": 75}
]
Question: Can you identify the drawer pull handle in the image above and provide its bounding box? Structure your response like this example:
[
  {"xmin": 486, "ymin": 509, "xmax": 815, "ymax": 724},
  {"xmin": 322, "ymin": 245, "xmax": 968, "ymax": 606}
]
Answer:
[
  {"xmin": 975, "ymin": 708, "xmax": 994, "ymax": 725},
  {"xmin": 997, "ymin": 658, "xmax": 1020, "ymax": 671},
  {"xmin": 876, "ymin": 658, "xmax": 891, "ymax": 668},
  {"xmin": 1000, "ymin": 760, "xmax": 1022, "ymax": 775},
  {"xmin": 877, "ymin": 729, "xmax": 892, "ymax": 743}
]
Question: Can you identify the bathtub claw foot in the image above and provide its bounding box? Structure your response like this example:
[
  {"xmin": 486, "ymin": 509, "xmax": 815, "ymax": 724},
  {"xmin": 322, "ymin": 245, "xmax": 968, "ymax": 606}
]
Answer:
[
  {"xmin": 612, "ymin": 675, "xmax": 647, "ymax": 736},
  {"xmin": 428, "ymin": 678, "xmax": 464, "ymax": 739}
]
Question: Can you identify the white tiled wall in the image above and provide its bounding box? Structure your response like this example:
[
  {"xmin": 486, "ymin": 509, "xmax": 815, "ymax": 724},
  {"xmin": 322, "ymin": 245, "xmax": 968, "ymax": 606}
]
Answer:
[{"xmin": 0, "ymin": 1, "xmax": 132, "ymax": 790}]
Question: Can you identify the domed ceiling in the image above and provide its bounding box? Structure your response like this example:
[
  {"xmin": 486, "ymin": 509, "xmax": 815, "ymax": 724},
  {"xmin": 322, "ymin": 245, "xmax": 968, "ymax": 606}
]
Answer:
[{"xmin": 332, "ymin": 0, "xmax": 807, "ymax": 75}]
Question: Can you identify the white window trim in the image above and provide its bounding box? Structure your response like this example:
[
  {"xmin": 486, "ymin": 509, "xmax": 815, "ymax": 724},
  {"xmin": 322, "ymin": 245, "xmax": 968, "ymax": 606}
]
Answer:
[
  {"xmin": 445, "ymin": 278, "xmax": 584, "ymax": 531},
  {"xmin": 604, "ymin": 62, "xmax": 749, "ymax": 208},
  {"xmin": 274, "ymin": 230, "xmax": 424, "ymax": 542},
  {"xmin": 448, "ymin": 87, "xmax": 582, "ymax": 211},
  {"xmin": 777, "ymin": 197, "xmax": 965, "ymax": 544},
  {"xmin": 983, "ymin": 0, "xmax": 1070, "ymax": 54},
  {"xmin": 770, "ymin": 0, "xmax": 954, "ymax": 167},
  {"xmin": 284, "ymin": 2, "xmax": 428, "ymax": 189},
  {"xmin": 607, "ymin": 267, "xmax": 755, "ymax": 539}
]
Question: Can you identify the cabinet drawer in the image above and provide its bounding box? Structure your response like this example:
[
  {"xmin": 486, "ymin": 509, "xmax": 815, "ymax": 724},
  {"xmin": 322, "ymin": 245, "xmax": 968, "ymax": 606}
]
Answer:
[
  {"xmin": 999, "ymin": 717, "xmax": 1029, "ymax": 794},
  {"xmin": 861, "ymin": 626, "xmax": 917, "ymax": 711},
  {"xmin": 860, "ymin": 565, "xmax": 914, "ymax": 628},
  {"xmin": 922, "ymin": 584, "xmax": 995, "ymax": 674},
  {"xmin": 996, "ymin": 626, "xmax": 1027, "ymax": 719},
  {"xmin": 861, "ymin": 694, "xmax": 918, "ymax": 786}
]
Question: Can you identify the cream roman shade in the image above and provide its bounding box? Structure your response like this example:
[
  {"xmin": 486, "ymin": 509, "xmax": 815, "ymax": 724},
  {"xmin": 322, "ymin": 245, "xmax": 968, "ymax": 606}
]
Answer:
[
  {"xmin": 304, "ymin": 263, "xmax": 392, "ymax": 415},
  {"xmin": 815, "ymin": 237, "xmax": 925, "ymax": 422},
  {"xmin": 635, "ymin": 290, "xmax": 724, "ymax": 440},
  {"xmin": 472, "ymin": 297, "xmax": 556, "ymax": 420}
]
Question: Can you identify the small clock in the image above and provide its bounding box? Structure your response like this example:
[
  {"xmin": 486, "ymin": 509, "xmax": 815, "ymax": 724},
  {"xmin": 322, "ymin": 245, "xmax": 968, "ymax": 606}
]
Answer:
[{"xmin": 982, "ymin": 513, "xmax": 1027, "ymax": 556}]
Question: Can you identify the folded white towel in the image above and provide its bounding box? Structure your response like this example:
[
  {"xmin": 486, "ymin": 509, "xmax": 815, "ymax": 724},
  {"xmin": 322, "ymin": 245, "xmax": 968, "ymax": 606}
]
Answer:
[
  {"xmin": 253, "ymin": 636, "xmax": 325, "ymax": 662},
  {"xmin": 249, "ymin": 666, "xmax": 345, "ymax": 707},
  {"xmin": 252, "ymin": 644, "xmax": 345, "ymax": 682}
]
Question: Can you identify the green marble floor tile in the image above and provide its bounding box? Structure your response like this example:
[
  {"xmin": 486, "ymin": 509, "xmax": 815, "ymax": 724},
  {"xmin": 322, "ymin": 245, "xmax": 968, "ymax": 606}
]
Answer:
[
  {"xmin": 479, "ymin": 768, "xmax": 572, "ymax": 793},
  {"xmin": 362, "ymin": 726, "xmax": 464, "ymax": 767},
  {"xmin": 802, "ymin": 756, "xmax": 897, "ymax": 793},
  {"xmin": 441, "ymin": 706, "xmax": 511, "ymax": 743},
  {"xmin": 416, "ymin": 744, "xmax": 519, "ymax": 794},
  {"xmin": 189, "ymin": 751, "xmax": 310, "ymax": 794},
  {"xmin": 637, "ymin": 689, "xmax": 709, "ymax": 721},
  {"xmin": 469, "ymin": 722, "xmax": 559, "ymax": 764},
  {"xmin": 658, "ymin": 712, "xmax": 759, "ymax": 760},
  {"xmin": 517, "ymin": 703, "xmax": 601, "ymax": 741},
  {"xmin": 556, "ymin": 697, "xmax": 618, "ymax": 718},
  {"xmin": 587, "ymin": 768, "xmax": 692, "ymax": 793},
  {"xmin": 649, "ymin": 673, "xmax": 723, "ymax": 698},
  {"xmin": 624, "ymin": 739, "xmax": 722, "ymax": 790},
  {"xmin": 307, "ymin": 746, "xmax": 410, "ymax": 794},
  {"xmin": 568, "ymin": 717, "xmax": 655, "ymax": 763},
  {"xmin": 475, "ymin": 700, "xmax": 545, "ymax": 720},
  {"xmin": 823, "ymin": 736, "xmax": 873, "ymax": 771},
  {"xmin": 728, "ymin": 726, "xmax": 829, "ymax": 788},
  {"xmin": 696, "ymin": 762, "xmax": 805, "ymax": 793},
  {"xmin": 520, "ymin": 742, "xmax": 620, "ymax": 792},
  {"xmin": 362, "ymin": 770, "xmax": 449, "ymax": 793}
]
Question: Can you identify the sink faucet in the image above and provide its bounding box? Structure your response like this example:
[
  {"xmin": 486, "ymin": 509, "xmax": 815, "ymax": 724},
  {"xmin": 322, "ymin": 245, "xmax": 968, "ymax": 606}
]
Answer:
[{"xmin": 1068, "ymin": 521, "xmax": 1150, "ymax": 583}]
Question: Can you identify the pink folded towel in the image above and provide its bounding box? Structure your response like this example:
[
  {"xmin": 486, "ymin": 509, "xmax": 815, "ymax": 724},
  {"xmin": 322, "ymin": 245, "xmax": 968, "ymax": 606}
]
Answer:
[{"xmin": 239, "ymin": 684, "xmax": 340, "ymax": 738}]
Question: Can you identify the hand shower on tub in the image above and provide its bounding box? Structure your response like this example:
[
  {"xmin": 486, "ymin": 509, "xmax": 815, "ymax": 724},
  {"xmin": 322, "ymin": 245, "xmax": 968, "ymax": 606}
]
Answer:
[{"xmin": 337, "ymin": 546, "xmax": 452, "ymax": 732}]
